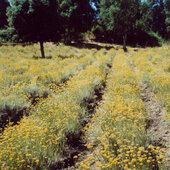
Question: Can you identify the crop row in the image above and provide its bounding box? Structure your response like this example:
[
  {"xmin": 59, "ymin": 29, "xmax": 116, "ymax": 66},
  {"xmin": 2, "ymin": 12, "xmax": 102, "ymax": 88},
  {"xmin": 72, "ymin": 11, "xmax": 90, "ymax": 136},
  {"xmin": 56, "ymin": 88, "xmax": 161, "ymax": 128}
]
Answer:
[
  {"xmin": 0, "ymin": 49, "xmax": 115, "ymax": 169},
  {"xmin": 78, "ymin": 50, "xmax": 166, "ymax": 170},
  {"xmin": 131, "ymin": 47, "xmax": 169, "ymax": 116},
  {"xmin": 0, "ymin": 48, "xmax": 103, "ymax": 128}
]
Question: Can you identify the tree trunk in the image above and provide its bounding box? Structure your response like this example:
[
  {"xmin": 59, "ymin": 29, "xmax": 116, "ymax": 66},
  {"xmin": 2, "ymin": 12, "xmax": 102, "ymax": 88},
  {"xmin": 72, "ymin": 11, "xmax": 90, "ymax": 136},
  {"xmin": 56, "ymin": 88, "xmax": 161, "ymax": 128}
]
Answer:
[
  {"xmin": 40, "ymin": 41, "xmax": 45, "ymax": 58},
  {"xmin": 123, "ymin": 33, "xmax": 127, "ymax": 52},
  {"xmin": 66, "ymin": 28, "xmax": 71, "ymax": 45}
]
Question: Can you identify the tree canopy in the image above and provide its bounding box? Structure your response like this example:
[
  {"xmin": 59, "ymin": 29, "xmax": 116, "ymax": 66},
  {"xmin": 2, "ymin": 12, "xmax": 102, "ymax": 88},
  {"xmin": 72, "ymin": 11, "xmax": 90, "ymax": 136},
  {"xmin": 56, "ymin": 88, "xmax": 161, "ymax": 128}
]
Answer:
[
  {"xmin": 7, "ymin": 0, "xmax": 62, "ymax": 42},
  {"xmin": 0, "ymin": 0, "xmax": 169, "ymax": 51},
  {"xmin": 58, "ymin": 0, "xmax": 95, "ymax": 43},
  {"xmin": 165, "ymin": 0, "xmax": 170, "ymax": 38},
  {"xmin": 0, "ymin": 0, "xmax": 10, "ymax": 28},
  {"xmin": 100, "ymin": 0, "xmax": 139, "ymax": 50},
  {"xmin": 7, "ymin": 0, "xmax": 63, "ymax": 58}
]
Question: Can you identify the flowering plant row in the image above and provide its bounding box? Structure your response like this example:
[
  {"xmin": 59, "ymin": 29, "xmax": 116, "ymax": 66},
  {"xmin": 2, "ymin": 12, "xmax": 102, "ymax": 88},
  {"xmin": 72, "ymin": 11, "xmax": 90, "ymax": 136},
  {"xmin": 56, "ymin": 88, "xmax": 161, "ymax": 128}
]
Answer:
[
  {"xmin": 0, "ymin": 48, "xmax": 115, "ymax": 169},
  {"xmin": 0, "ymin": 46, "xmax": 100, "ymax": 128},
  {"xmin": 78, "ymin": 50, "xmax": 167, "ymax": 170}
]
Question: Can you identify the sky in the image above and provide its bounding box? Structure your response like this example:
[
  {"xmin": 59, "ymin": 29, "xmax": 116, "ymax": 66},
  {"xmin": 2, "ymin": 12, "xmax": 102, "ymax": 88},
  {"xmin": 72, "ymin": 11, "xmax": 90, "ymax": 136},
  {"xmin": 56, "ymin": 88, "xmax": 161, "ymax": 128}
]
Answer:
[{"xmin": 8, "ymin": 0, "xmax": 12, "ymax": 5}]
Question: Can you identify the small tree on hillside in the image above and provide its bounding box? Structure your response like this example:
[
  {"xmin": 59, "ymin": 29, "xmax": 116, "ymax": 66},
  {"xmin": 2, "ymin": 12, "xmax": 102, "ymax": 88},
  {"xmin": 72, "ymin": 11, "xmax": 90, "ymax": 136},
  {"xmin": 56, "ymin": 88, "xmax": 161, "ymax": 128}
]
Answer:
[
  {"xmin": 7, "ymin": 0, "xmax": 62, "ymax": 58},
  {"xmin": 99, "ymin": 0, "xmax": 139, "ymax": 51},
  {"xmin": 0, "ymin": 0, "xmax": 10, "ymax": 28}
]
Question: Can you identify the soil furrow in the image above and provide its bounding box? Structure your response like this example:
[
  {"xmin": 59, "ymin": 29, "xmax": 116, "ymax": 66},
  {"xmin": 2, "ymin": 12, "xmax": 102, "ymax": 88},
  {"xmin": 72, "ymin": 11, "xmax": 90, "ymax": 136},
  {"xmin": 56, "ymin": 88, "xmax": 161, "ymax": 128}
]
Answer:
[
  {"xmin": 128, "ymin": 55, "xmax": 170, "ymax": 168},
  {"xmin": 140, "ymin": 83, "xmax": 170, "ymax": 168},
  {"xmin": 49, "ymin": 61, "xmax": 113, "ymax": 170},
  {"xmin": 0, "ymin": 57, "xmax": 96, "ymax": 133}
]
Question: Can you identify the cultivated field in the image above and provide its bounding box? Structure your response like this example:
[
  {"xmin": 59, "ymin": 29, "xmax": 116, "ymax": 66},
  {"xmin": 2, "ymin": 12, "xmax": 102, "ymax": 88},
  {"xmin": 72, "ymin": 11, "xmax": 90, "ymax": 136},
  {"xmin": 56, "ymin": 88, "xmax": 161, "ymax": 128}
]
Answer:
[{"xmin": 0, "ymin": 43, "xmax": 169, "ymax": 169}]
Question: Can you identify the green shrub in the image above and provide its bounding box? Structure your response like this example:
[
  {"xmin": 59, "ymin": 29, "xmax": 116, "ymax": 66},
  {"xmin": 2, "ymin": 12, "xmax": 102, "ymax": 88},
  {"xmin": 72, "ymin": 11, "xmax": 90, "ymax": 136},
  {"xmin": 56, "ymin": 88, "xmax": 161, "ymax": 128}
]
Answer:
[{"xmin": 148, "ymin": 31, "xmax": 164, "ymax": 44}]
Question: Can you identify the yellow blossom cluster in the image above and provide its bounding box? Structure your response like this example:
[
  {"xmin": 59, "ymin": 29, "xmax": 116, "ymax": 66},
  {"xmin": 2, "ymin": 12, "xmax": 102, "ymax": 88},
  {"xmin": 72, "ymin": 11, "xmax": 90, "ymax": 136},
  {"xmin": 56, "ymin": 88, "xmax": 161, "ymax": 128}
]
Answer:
[
  {"xmin": 0, "ymin": 47, "xmax": 115, "ymax": 169},
  {"xmin": 78, "ymin": 50, "xmax": 166, "ymax": 169},
  {"xmin": 0, "ymin": 43, "xmax": 169, "ymax": 169},
  {"xmin": 131, "ymin": 46, "xmax": 170, "ymax": 117},
  {"xmin": 0, "ymin": 44, "xmax": 100, "ymax": 121}
]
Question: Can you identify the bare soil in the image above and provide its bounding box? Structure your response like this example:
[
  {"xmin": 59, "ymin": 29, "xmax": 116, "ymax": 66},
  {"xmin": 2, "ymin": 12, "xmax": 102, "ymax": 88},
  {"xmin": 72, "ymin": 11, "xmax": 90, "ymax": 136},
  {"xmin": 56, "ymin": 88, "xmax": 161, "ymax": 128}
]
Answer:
[
  {"xmin": 140, "ymin": 83, "xmax": 170, "ymax": 168},
  {"xmin": 49, "ymin": 60, "xmax": 113, "ymax": 170},
  {"xmin": 128, "ymin": 52, "xmax": 170, "ymax": 168}
]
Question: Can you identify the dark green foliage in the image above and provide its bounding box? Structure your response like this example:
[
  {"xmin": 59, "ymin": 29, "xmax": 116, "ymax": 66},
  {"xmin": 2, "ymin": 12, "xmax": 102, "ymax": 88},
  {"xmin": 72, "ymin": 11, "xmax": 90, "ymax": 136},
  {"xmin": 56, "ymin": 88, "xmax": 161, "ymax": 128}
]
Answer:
[
  {"xmin": 99, "ymin": 0, "xmax": 139, "ymax": 50},
  {"xmin": 7, "ymin": 0, "xmax": 62, "ymax": 57},
  {"xmin": 1, "ymin": 0, "xmax": 170, "ymax": 46},
  {"xmin": 70, "ymin": 0, "xmax": 94, "ymax": 33},
  {"xmin": 165, "ymin": 0, "xmax": 170, "ymax": 38},
  {"xmin": 58, "ymin": 0, "xmax": 95, "ymax": 44},
  {"xmin": 93, "ymin": 0, "xmax": 169, "ymax": 46},
  {"xmin": 7, "ymin": 0, "xmax": 62, "ymax": 42},
  {"xmin": 129, "ymin": 30, "xmax": 161, "ymax": 47},
  {"xmin": 0, "ymin": 0, "xmax": 10, "ymax": 28},
  {"xmin": 134, "ymin": 0, "xmax": 169, "ymax": 40},
  {"xmin": 92, "ymin": 24, "xmax": 104, "ymax": 40},
  {"xmin": 150, "ymin": 0, "xmax": 167, "ymax": 38},
  {"xmin": 135, "ymin": 1, "xmax": 152, "ymax": 32},
  {"xmin": 0, "ymin": 27, "xmax": 16, "ymax": 42},
  {"xmin": 138, "ymin": 0, "xmax": 169, "ymax": 39}
]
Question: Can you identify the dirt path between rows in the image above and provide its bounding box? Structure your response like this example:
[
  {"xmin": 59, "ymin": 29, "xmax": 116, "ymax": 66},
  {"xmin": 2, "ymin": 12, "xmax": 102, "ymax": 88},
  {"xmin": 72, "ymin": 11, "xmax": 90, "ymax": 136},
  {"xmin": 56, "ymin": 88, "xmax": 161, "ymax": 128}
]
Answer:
[
  {"xmin": 140, "ymin": 83, "xmax": 170, "ymax": 168},
  {"xmin": 49, "ymin": 53, "xmax": 115, "ymax": 170},
  {"xmin": 127, "ymin": 52, "xmax": 170, "ymax": 168}
]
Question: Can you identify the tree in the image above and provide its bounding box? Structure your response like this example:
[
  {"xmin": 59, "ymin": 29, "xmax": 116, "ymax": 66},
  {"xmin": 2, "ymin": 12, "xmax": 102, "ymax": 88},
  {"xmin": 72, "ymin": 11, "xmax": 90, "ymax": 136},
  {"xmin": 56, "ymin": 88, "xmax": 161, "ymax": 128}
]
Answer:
[
  {"xmin": 0, "ymin": 0, "xmax": 10, "ymax": 28},
  {"xmin": 70, "ymin": 0, "xmax": 95, "ymax": 33},
  {"xmin": 58, "ymin": 0, "xmax": 95, "ymax": 44},
  {"xmin": 149, "ymin": 0, "xmax": 167, "ymax": 38},
  {"xmin": 99, "ymin": 0, "xmax": 139, "ymax": 51},
  {"xmin": 7, "ymin": 0, "xmax": 62, "ymax": 58},
  {"xmin": 57, "ymin": 0, "xmax": 77, "ymax": 44},
  {"xmin": 165, "ymin": 0, "xmax": 170, "ymax": 39},
  {"xmin": 135, "ymin": 1, "xmax": 152, "ymax": 32}
]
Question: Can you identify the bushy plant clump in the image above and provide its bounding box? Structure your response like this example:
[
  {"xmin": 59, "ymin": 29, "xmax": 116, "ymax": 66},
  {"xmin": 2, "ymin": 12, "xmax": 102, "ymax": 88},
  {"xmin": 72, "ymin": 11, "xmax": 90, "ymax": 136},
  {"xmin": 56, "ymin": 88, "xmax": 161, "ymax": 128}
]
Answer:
[
  {"xmin": 0, "ymin": 44, "xmax": 99, "ymax": 127},
  {"xmin": 0, "ymin": 47, "xmax": 115, "ymax": 169},
  {"xmin": 132, "ymin": 46, "xmax": 170, "ymax": 112},
  {"xmin": 78, "ymin": 50, "xmax": 167, "ymax": 169}
]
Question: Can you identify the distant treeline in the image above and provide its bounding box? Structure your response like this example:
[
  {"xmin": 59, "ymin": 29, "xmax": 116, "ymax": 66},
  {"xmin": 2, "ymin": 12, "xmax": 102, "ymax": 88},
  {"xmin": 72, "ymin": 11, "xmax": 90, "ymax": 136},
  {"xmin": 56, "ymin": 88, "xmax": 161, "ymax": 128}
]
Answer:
[{"xmin": 0, "ymin": 0, "xmax": 170, "ymax": 52}]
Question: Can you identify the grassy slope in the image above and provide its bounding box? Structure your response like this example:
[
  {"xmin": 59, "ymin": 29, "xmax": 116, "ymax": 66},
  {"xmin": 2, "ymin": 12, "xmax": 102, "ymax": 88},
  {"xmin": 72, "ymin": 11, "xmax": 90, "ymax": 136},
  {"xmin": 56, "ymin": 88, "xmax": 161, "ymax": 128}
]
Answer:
[{"xmin": 0, "ymin": 43, "xmax": 169, "ymax": 169}]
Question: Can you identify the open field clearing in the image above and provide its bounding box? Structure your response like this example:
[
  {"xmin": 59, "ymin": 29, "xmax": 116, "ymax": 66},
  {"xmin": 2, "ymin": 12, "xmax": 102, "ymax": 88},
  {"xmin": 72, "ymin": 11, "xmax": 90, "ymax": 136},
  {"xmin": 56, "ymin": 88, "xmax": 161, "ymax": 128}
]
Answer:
[
  {"xmin": 78, "ymin": 47, "xmax": 170, "ymax": 170},
  {"xmin": 0, "ymin": 43, "xmax": 100, "ymax": 129},
  {"xmin": 0, "ymin": 44, "xmax": 169, "ymax": 169}
]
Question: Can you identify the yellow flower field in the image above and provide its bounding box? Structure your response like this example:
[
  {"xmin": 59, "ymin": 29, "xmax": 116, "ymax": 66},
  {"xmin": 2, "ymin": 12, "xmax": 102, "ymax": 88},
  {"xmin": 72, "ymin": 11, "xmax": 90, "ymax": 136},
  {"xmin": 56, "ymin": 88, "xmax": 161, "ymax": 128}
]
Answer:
[
  {"xmin": 78, "ymin": 49, "xmax": 169, "ymax": 170},
  {"xmin": 0, "ymin": 43, "xmax": 169, "ymax": 169}
]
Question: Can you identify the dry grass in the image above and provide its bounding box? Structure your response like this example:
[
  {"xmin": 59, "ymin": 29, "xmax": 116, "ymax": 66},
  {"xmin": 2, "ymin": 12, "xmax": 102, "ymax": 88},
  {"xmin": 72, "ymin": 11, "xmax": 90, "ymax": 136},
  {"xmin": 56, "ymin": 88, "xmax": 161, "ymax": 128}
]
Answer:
[{"xmin": 0, "ymin": 43, "xmax": 169, "ymax": 169}]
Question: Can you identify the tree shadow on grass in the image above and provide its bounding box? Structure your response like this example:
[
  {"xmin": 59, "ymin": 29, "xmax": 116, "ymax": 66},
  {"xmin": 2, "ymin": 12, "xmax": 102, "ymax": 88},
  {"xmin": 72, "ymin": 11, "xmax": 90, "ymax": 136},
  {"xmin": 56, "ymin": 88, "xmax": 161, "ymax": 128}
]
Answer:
[
  {"xmin": 69, "ymin": 42, "xmax": 115, "ymax": 50},
  {"xmin": 32, "ymin": 55, "xmax": 53, "ymax": 59},
  {"xmin": 94, "ymin": 30, "xmax": 161, "ymax": 48}
]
